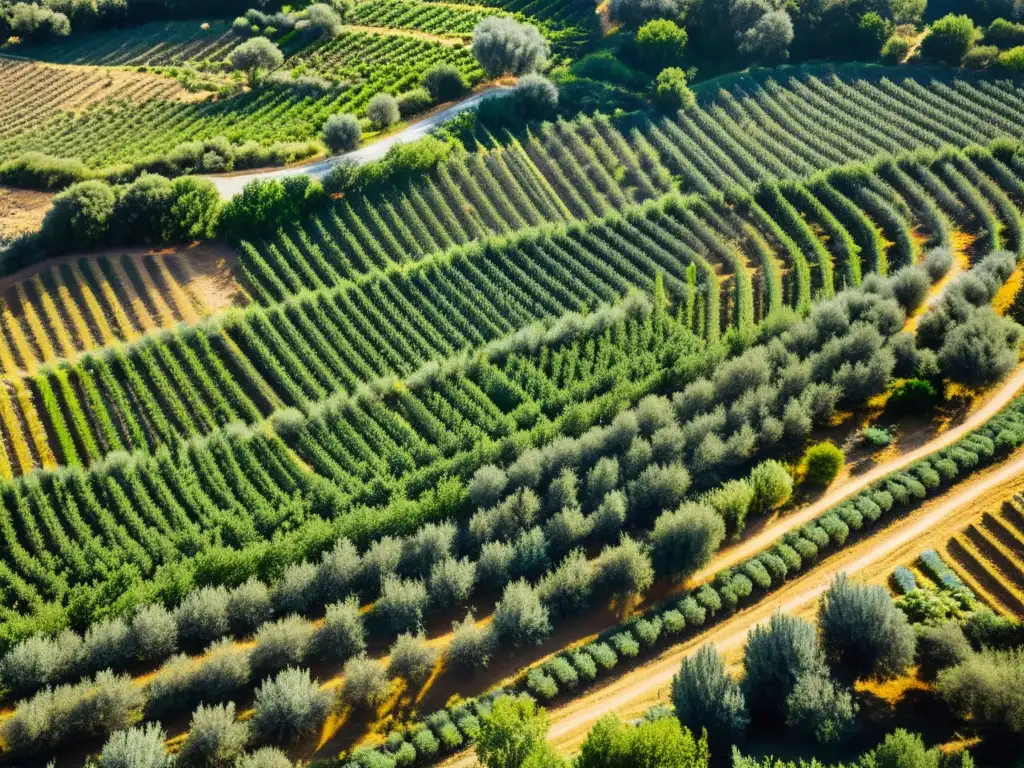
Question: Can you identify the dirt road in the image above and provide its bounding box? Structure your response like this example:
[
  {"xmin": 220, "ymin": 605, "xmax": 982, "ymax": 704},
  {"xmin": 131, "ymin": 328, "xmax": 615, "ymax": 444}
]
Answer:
[
  {"xmin": 205, "ymin": 87, "xmax": 511, "ymax": 199},
  {"xmin": 440, "ymin": 380, "xmax": 1024, "ymax": 765},
  {"xmin": 684, "ymin": 362, "xmax": 1024, "ymax": 587}
]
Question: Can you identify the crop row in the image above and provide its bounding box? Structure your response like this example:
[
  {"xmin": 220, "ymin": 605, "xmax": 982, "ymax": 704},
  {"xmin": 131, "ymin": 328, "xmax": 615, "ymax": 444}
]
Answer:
[
  {"xmin": 0, "ymin": 252, "xmax": 214, "ymax": 378},
  {"xmin": 232, "ymin": 71, "xmax": 1024, "ymax": 302},
  {"xmin": 0, "ymin": 60, "xmax": 190, "ymax": 153},
  {"xmin": 18, "ymin": 19, "xmax": 244, "ymax": 67},
  {"xmin": 4, "ymin": 146, "xmax": 1014, "ymax": 476},
  {"xmin": 350, "ymin": 0, "xmax": 504, "ymax": 38},
  {"xmin": 0, "ymin": 31, "xmax": 482, "ymax": 169},
  {"xmin": 0, "ymin": 227, "xmax": 939, "ymax": 654}
]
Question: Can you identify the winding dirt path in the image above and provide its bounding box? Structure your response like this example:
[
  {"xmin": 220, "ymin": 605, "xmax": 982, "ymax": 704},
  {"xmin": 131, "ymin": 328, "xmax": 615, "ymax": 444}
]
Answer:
[
  {"xmin": 441, "ymin": 457, "xmax": 1024, "ymax": 764},
  {"xmin": 438, "ymin": 367, "xmax": 1024, "ymax": 765},
  {"xmin": 684, "ymin": 361, "xmax": 1024, "ymax": 588}
]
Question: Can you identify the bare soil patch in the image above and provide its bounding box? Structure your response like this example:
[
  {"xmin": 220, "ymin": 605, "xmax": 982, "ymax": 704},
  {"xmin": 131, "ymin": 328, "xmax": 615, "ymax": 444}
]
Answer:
[{"xmin": 0, "ymin": 186, "xmax": 52, "ymax": 242}]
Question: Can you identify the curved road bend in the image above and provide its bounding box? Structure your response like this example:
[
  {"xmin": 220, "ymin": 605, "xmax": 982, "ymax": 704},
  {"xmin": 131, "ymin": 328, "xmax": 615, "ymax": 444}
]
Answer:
[{"xmin": 206, "ymin": 87, "xmax": 511, "ymax": 199}]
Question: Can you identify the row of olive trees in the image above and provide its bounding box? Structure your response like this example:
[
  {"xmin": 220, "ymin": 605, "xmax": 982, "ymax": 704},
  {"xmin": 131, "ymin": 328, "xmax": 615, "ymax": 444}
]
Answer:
[{"xmin": 672, "ymin": 574, "xmax": 919, "ymax": 748}]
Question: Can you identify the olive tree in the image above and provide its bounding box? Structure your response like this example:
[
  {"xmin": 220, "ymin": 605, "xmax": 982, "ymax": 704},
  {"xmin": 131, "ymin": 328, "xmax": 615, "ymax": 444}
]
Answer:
[
  {"xmin": 366, "ymin": 93, "xmax": 400, "ymax": 130},
  {"xmin": 784, "ymin": 671, "xmax": 857, "ymax": 745},
  {"xmin": 229, "ymin": 37, "xmax": 284, "ymax": 86},
  {"xmin": 671, "ymin": 645, "xmax": 749, "ymax": 745},
  {"xmin": 446, "ymin": 612, "xmax": 492, "ymax": 672},
  {"xmin": 649, "ymin": 502, "xmax": 725, "ymax": 579},
  {"xmin": 387, "ymin": 633, "xmax": 438, "ymax": 685},
  {"xmin": 96, "ymin": 723, "xmax": 172, "ymax": 768},
  {"xmin": 322, "ymin": 114, "xmax": 361, "ymax": 153},
  {"xmin": 742, "ymin": 612, "xmax": 826, "ymax": 717},
  {"xmin": 491, "ymin": 579, "xmax": 551, "ymax": 647},
  {"xmin": 471, "ymin": 17, "xmax": 549, "ymax": 77},
  {"xmin": 251, "ymin": 668, "xmax": 333, "ymax": 745},
  {"xmin": 304, "ymin": 3, "xmax": 342, "ymax": 37},
  {"xmin": 341, "ymin": 655, "xmax": 390, "ymax": 710},
  {"xmin": 514, "ymin": 74, "xmax": 559, "ymax": 118},
  {"xmin": 178, "ymin": 703, "xmax": 250, "ymax": 768},
  {"xmin": 818, "ymin": 574, "xmax": 916, "ymax": 682},
  {"xmin": 422, "ymin": 63, "xmax": 468, "ymax": 102},
  {"xmin": 597, "ymin": 535, "xmax": 654, "ymax": 601}
]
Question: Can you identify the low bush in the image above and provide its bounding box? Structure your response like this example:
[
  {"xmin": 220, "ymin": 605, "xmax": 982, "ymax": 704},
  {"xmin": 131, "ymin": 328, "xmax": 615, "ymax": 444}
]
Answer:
[
  {"xmin": 341, "ymin": 655, "xmax": 390, "ymax": 709},
  {"xmin": 178, "ymin": 702, "xmax": 250, "ymax": 768},
  {"xmin": 251, "ymin": 668, "xmax": 333, "ymax": 745},
  {"xmin": 802, "ymin": 441, "xmax": 844, "ymax": 487}
]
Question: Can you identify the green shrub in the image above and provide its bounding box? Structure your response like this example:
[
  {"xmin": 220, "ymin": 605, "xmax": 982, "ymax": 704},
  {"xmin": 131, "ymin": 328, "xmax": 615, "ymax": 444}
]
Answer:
[
  {"xmin": 569, "ymin": 650, "xmax": 598, "ymax": 681},
  {"xmin": 634, "ymin": 19, "xmax": 688, "ymax": 71},
  {"xmin": 587, "ymin": 641, "xmax": 617, "ymax": 670},
  {"xmin": 921, "ymin": 14, "xmax": 977, "ymax": 64},
  {"xmin": 802, "ymin": 441, "xmax": 844, "ymax": 487},
  {"xmin": 545, "ymin": 656, "xmax": 579, "ymax": 689},
  {"xmin": 422, "ymin": 63, "xmax": 467, "ymax": 102},
  {"xmin": 998, "ymin": 45, "xmax": 1024, "ymax": 69},
  {"xmin": 963, "ymin": 44, "xmax": 1000, "ymax": 68},
  {"xmin": 610, "ymin": 631, "xmax": 640, "ymax": 658},
  {"xmin": 653, "ymin": 67, "xmax": 695, "ymax": 112}
]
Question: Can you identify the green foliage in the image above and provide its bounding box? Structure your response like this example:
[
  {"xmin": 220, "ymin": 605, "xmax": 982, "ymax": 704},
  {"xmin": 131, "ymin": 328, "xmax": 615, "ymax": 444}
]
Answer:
[
  {"xmin": 471, "ymin": 17, "xmax": 549, "ymax": 78},
  {"xmin": 742, "ymin": 612, "xmax": 826, "ymax": 717},
  {"xmin": 671, "ymin": 645, "xmax": 749, "ymax": 745},
  {"xmin": 921, "ymin": 14, "xmax": 977, "ymax": 65},
  {"xmin": 937, "ymin": 647, "xmax": 1024, "ymax": 735},
  {"xmin": 881, "ymin": 34, "xmax": 914, "ymax": 63},
  {"xmin": 422, "ymin": 63, "xmax": 467, "ymax": 102},
  {"xmin": 476, "ymin": 694, "xmax": 552, "ymax": 768},
  {"xmin": 998, "ymin": 45, "xmax": 1024, "ymax": 69},
  {"xmin": 178, "ymin": 703, "xmax": 250, "ymax": 768},
  {"xmin": 784, "ymin": 671, "xmax": 857, "ymax": 745},
  {"xmin": 649, "ymin": 502, "xmax": 726, "ymax": 578},
  {"xmin": 491, "ymin": 580, "xmax": 551, "ymax": 647},
  {"xmin": 914, "ymin": 622, "xmax": 971, "ymax": 682},
  {"xmin": 634, "ymin": 20, "xmax": 688, "ymax": 72},
  {"xmin": 862, "ymin": 426, "xmax": 893, "ymax": 448},
  {"xmin": 575, "ymin": 714, "xmax": 710, "ymax": 768},
  {"xmin": 803, "ymin": 442, "xmax": 844, "ymax": 488},
  {"xmin": 865, "ymin": 729, "xmax": 942, "ymax": 768},
  {"xmin": 818, "ymin": 575, "xmax": 916, "ymax": 682},
  {"xmin": 323, "ymin": 114, "xmax": 361, "ymax": 153},
  {"xmin": 229, "ymin": 37, "xmax": 284, "ymax": 84},
  {"xmin": 654, "ymin": 67, "xmax": 695, "ymax": 113},
  {"xmin": 96, "ymin": 723, "xmax": 172, "ymax": 768},
  {"xmin": 514, "ymin": 74, "xmax": 559, "ymax": 119},
  {"xmin": 750, "ymin": 460, "xmax": 793, "ymax": 514},
  {"xmin": 387, "ymin": 633, "xmax": 438, "ymax": 684},
  {"xmin": 42, "ymin": 179, "xmax": 116, "ymax": 248},
  {"xmin": 367, "ymin": 93, "xmax": 400, "ymax": 131},
  {"xmin": 219, "ymin": 175, "xmax": 326, "ymax": 237}
]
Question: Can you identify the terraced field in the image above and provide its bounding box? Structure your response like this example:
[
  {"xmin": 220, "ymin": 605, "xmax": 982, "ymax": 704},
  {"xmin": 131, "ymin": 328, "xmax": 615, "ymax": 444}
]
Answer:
[
  {"xmin": 944, "ymin": 493, "xmax": 1024, "ymax": 616},
  {"xmin": 0, "ymin": 246, "xmax": 244, "ymax": 477}
]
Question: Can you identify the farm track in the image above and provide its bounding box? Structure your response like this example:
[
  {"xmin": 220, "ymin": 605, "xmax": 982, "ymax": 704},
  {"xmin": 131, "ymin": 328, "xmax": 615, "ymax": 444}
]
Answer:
[
  {"xmin": 440, "ymin": 445, "xmax": 1024, "ymax": 765},
  {"xmin": 15, "ymin": 358, "xmax": 1023, "ymax": 761}
]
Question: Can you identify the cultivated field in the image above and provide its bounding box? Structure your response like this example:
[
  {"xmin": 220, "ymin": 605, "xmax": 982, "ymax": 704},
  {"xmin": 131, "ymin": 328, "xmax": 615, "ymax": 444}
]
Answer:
[{"xmin": 2, "ymin": 2, "xmax": 1024, "ymax": 764}]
